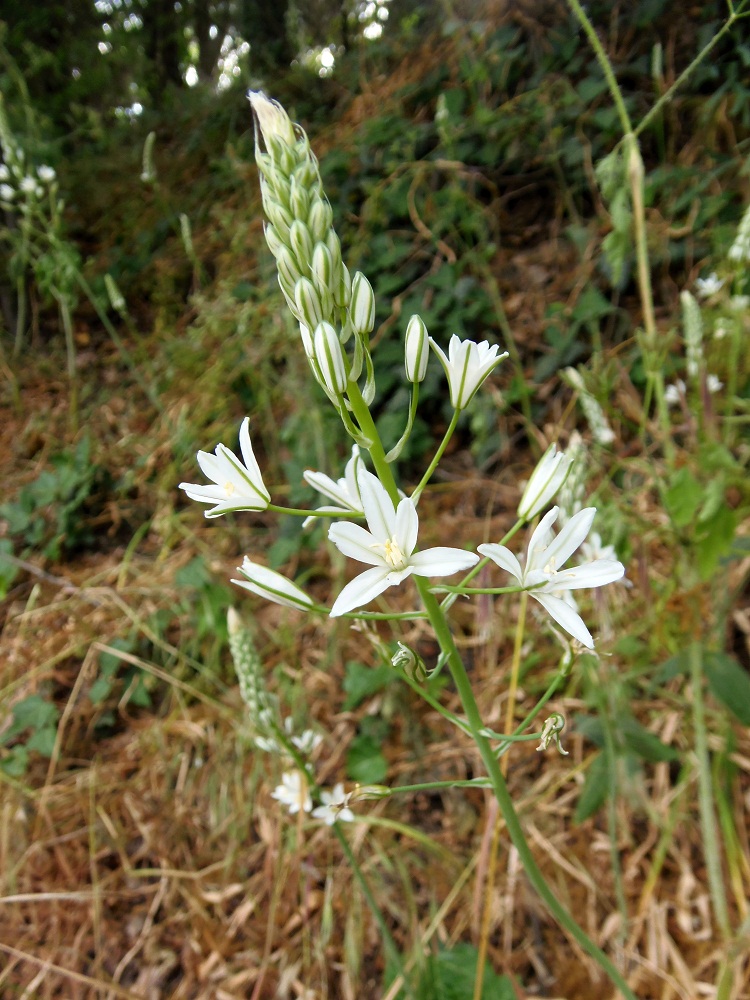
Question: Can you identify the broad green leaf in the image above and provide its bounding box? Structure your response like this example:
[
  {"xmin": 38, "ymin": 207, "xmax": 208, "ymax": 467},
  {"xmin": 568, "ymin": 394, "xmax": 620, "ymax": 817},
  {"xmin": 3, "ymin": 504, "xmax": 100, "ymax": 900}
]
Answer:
[
  {"xmin": 704, "ymin": 652, "xmax": 750, "ymax": 726},
  {"xmin": 346, "ymin": 733, "xmax": 387, "ymax": 784},
  {"xmin": 574, "ymin": 751, "xmax": 609, "ymax": 823},
  {"xmin": 343, "ymin": 661, "xmax": 392, "ymax": 710}
]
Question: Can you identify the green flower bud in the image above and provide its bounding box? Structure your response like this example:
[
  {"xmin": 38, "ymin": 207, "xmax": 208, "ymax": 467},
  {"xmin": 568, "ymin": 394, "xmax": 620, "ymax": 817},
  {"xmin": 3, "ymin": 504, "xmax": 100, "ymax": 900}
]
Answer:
[
  {"xmin": 294, "ymin": 277, "xmax": 324, "ymax": 329},
  {"xmin": 350, "ymin": 271, "xmax": 375, "ymax": 336},
  {"xmin": 289, "ymin": 178, "xmax": 310, "ymax": 222},
  {"xmin": 311, "ymin": 242, "xmax": 334, "ymax": 296},
  {"xmin": 289, "ymin": 219, "xmax": 314, "ymax": 267},
  {"xmin": 313, "ymin": 321, "xmax": 348, "ymax": 395},
  {"xmin": 404, "ymin": 314, "xmax": 429, "ymax": 383},
  {"xmin": 308, "ymin": 199, "xmax": 334, "ymax": 243},
  {"xmin": 336, "ymin": 263, "xmax": 352, "ymax": 309},
  {"xmin": 264, "ymin": 223, "xmax": 284, "ymax": 258},
  {"xmin": 276, "ymin": 245, "xmax": 302, "ymax": 290}
]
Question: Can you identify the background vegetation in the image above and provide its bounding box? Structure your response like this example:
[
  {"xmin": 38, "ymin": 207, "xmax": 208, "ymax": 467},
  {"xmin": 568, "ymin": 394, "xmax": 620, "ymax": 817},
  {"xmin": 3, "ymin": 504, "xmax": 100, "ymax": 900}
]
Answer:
[{"xmin": 1, "ymin": 0, "xmax": 749, "ymax": 997}]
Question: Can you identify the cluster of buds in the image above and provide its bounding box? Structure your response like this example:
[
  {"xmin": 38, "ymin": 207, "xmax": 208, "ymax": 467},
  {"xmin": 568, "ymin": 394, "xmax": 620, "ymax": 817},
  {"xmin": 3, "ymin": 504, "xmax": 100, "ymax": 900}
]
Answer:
[{"xmin": 249, "ymin": 92, "xmax": 376, "ymax": 403}]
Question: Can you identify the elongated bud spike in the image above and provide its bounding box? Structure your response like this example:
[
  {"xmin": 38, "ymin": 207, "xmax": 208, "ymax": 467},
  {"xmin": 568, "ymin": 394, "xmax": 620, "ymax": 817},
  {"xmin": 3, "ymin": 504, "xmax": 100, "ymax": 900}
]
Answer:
[{"xmin": 314, "ymin": 321, "xmax": 348, "ymax": 395}]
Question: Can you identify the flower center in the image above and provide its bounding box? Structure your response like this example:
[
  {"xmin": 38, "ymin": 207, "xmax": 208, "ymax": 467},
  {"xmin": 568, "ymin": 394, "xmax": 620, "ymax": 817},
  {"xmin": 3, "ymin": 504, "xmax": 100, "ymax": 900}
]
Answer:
[
  {"xmin": 224, "ymin": 481, "xmax": 235, "ymax": 497},
  {"xmin": 543, "ymin": 556, "xmax": 557, "ymax": 577},
  {"xmin": 381, "ymin": 536, "xmax": 408, "ymax": 570}
]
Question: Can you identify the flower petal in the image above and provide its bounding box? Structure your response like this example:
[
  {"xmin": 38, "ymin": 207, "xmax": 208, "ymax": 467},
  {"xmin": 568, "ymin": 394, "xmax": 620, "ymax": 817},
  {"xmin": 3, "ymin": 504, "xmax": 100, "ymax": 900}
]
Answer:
[
  {"xmin": 394, "ymin": 497, "xmax": 419, "ymax": 556},
  {"xmin": 304, "ymin": 469, "xmax": 351, "ymax": 507},
  {"xmin": 533, "ymin": 592, "xmax": 594, "ymax": 648},
  {"xmin": 525, "ymin": 507, "xmax": 560, "ymax": 573},
  {"xmin": 477, "ymin": 543, "xmax": 523, "ymax": 582},
  {"xmin": 231, "ymin": 559, "xmax": 313, "ymax": 609},
  {"xmin": 330, "ymin": 566, "xmax": 392, "ymax": 617},
  {"xmin": 410, "ymin": 547, "xmax": 479, "ymax": 577},
  {"xmin": 544, "ymin": 507, "xmax": 595, "ymax": 569},
  {"xmin": 328, "ymin": 521, "xmax": 384, "ymax": 567},
  {"xmin": 358, "ymin": 470, "xmax": 399, "ymax": 541},
  {"xmin": 546, "ymin": 559, "xmax": 624, "ymax": 591}
]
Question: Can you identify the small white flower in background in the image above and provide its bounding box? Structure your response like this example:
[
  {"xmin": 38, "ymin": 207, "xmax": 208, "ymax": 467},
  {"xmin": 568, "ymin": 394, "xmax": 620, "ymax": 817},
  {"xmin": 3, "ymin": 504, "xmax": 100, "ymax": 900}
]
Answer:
[
  {"xmin": 179, "ymin": 417, "xmax": 270, "ymax": 517},
  {"xmin": 706, "ymin": 373, "xmax": 723, "ymax": 394},
  {"xmin": 37, "ymin": 164, "xmax": 56, "ymax": 183},
  {"xmin": 728, "ymin": 203, "xmax": 750, "ymax": 263},
  {"xmin": 695, "ymin": 272, "xmax": 724, "ymax": 298},
  {"xmin": 0, "ymin": 164, "xmax": 9, "ymax": 180},
  {"xmin": 288, "ymin": 720, "xmax": 323, "ymax": 755},
  {"xmin": 312, "ymin": 783, "xmax": 355, "ymax": 825},
  {"xmin": 580, "ymin": 530, "xmax": 618, "ymax": 563},
  {"xmin": 429, "ymin": 334, "xmax": 508, "ymax": 409},
  {"xmin": 303, "ymin": 445, "xmax": 364, "ymax": 526},
  {"xmin": 537, "ymin": 713, "xmax": 569, "ymax": 756},
  {"xmin": 729, "ymin": 295, "xmax": 749, "ymax": 312},
  {"xmin": 19, "ymin": 175, "xmax": 36, "ymax": 195},
  {"xmin": 518, "ymin": 444, "xmax": 572, "ymax": 522},
  {"xmin": 328, "ymin": 469, "xmax": 479, "ymax": 617},
  {"xmin": 232, "ymin": 558, "xmax": 313, "ymax": 610},
  {"xmin": 478, "ymin": 506, "xmax": 625, "ymax": 649},
  {"xmin": 664, "ymin": 380, "xmax": 686, "ymax": 406},
  {"xmin": 0, "ymin": 183, "xmax": 13, "ymax": 202},
  {"xmin": 713, "ymin": 321, "xmax": 728, "ymax": 340},
  {"xmin": 272, "ymin": 771, "xmax": 312, "ymax": 815},
  {"xmin": 564, "ymin": 368, "xmax": 616, "ymax": 445}
]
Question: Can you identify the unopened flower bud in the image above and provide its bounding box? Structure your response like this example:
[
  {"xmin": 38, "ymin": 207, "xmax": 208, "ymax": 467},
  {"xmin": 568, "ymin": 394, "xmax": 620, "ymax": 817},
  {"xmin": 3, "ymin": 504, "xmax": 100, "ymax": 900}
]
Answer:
[
  {"xmin": 299, "ymin": 323, "xmax": 314, "ymax": 357},
  {"xmin": 404, "ymin": 315, "xmax": 429, "ymax": 383},
  {"xmin": 288, "ymin": 177, "xmax": 310, "ymax": 221},
  {"xmin": 264, "ymin": 223, "xmax": 284, "ymax": 257},
  {"xmin": 517, "ymin": 444, "xmax": 571, "ymax": 521},
  {"xmin": 276, "ymin": 245, "xmax": 302, "ymax": 289},
  {"xmin": 351, "ymin": 784, "xmax": 391, "ymax": 802},
  {"xmin": 336, "ymin": 263, "xmax": 352, "ymax": 309},
  {"xmin": 308, "ymin": 199, "xmax": 333, "ymax": 243},
  {"xmin": 314, "ymin": 321, "xmax": 348, "ymax": 395},
  {"xmin": 294, "ymin": 277, "xmax": 325, "ymax": 329},
  {"xmin": 289, "ymin": 219, "xmax": 314, "ymax": 268},
  {"xmin": 248, "ymin": 91, "xmax": 297, "ymax": 150},
  {"xmin": 104, "ymin": 274, "xmax": 126, "ymax": 315},
  {"xmin": 350, "ymin": 271, "xmax": 375, "ymax": 336},
  {"xmin": 264, "ymin": 198, "xmax": 293, "ymax": 241},
  {"xmin": 311, "ymin": 242, "xmax": 334, "ymax": 295}
]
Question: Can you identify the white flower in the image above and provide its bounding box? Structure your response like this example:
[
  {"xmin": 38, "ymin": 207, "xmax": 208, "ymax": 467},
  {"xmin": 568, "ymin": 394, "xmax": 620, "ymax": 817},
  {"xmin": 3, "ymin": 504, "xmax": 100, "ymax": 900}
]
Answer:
[
  {"xmin": 664, "ymin": 380, "xmax": 685, "ymax": 406},
  {"xmin": 706, "ymin": 373, "xmax": 723, "ymax": 394},
  {"xmin": 328, "ymin": 469, "xmax": 479, "ymax": 616},
  {"xmin": 289, "ymin": 724, "xmax": 323, "ymax": 754},
  {"xmin": 303, "ymin": 445, "xmax": 364, "ymax": 526},
  {"xmin": 429, "ymin": 335, "xmax": 508, "ymax": 409},
  {"xmin": 730, "ymin": 295, "xmax": 749, "ymax": 311},
  {"xmin": 478, "ymin": 506, "xmax": 624, "ymax": 649},
  {"xmin": 19, "ymin": 175, "xmax": 36, "ymax": 194},
  {"xmin": 37, "ymin": 165, "xmax": 56, "ymax": 183},
  {"xmin": 0, "ymin": 165, "xmax": 9, "ymax": 180},
  {"xmin": 312, "ymin": 783, "xmax": 355, "ymax": 825},
  {"xmin": 272, "ymin": 771, "xmax": 312, "ymax": 815},
  {"xmin": 0, "ymin": 183, "xmax": 13, "ymax": 201},
  {"xmin": 695, "ymin": 272, "xmax": 724, "ymax": 298},
  {"xmin": 518, "ymin": 444, "xmax": 572, "ymax": 521},
  {"xmin": 232, "ymin": 558, "xmax": 313, "ymax": 610},
  {"xmin": 179, "ymin": 417, "xmax": 270, "ymax": 517}
]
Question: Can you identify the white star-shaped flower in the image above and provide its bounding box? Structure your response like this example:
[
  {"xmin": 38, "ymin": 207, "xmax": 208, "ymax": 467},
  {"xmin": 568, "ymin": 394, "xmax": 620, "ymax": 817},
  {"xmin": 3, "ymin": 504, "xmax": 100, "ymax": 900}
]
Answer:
[
  {"xmin": 328, "ymin": 470, "xmax": 479, "ymax": 617},
  {"xmin": 272, "ymin": 771, "xmax": 312, "ymax": 815},
  {"xmin": 429, "ymin": 334, "xmax": 508, "ymax": 409},
  {"xmin": 179, "ymin": 417, "xmax": 270, "ymax": 517},
  {"xmin": 303, "ymin": 445, "xmax": 364, "ymax": 526},
  {"xmin": 478, "ymin": 506, "xmax": 624, "ymax": 648},
  {"xmin": 312, "ymin": 784, "xmax": 355, "ymax": 825}
]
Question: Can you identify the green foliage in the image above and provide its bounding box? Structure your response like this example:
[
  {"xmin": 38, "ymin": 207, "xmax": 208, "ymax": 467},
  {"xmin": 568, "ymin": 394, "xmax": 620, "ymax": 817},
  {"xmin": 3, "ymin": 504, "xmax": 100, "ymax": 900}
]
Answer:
[
  {"xmin": 0, "ymin": 693, "xmax": 59, "ymax": 776},
  {"xmin": 0, "ymin": 435, "xmax": 112, "ymax": 561},
  {"xmin": 346, "ymin": 717, "xmax": 389, "ymax": 784},
  {"xmin": 385, "ymin": 942, "xmax": 515, "ymax": 1000}
]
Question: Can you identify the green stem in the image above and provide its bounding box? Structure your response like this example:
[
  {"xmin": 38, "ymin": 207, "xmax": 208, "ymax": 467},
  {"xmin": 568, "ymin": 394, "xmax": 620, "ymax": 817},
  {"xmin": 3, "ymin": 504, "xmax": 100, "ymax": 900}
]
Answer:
[
  {"xmin": 635, "ymin": 1, "xmax": 750, "ymax": 140},
  {"xmin": 334, "ymin": 825, "xmax": 416, "ymax": 999},
  {"xmin": 689, "ymin": 640, "xmax": 731, "ymax": 940},
  {"xmin": 410, "ymin": 409, "xmax": 460, "ymax": 504},
  {"xmin": 13, "ymin": 274, "xmax": 27, "ymax": 357},
  {"xmin": 57, "ymin": 294, "xmax": 78, "ymax": 433},
  {"xmin": 416, "ymin": 580, "xmax": 637, "ymax": 1000}
]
